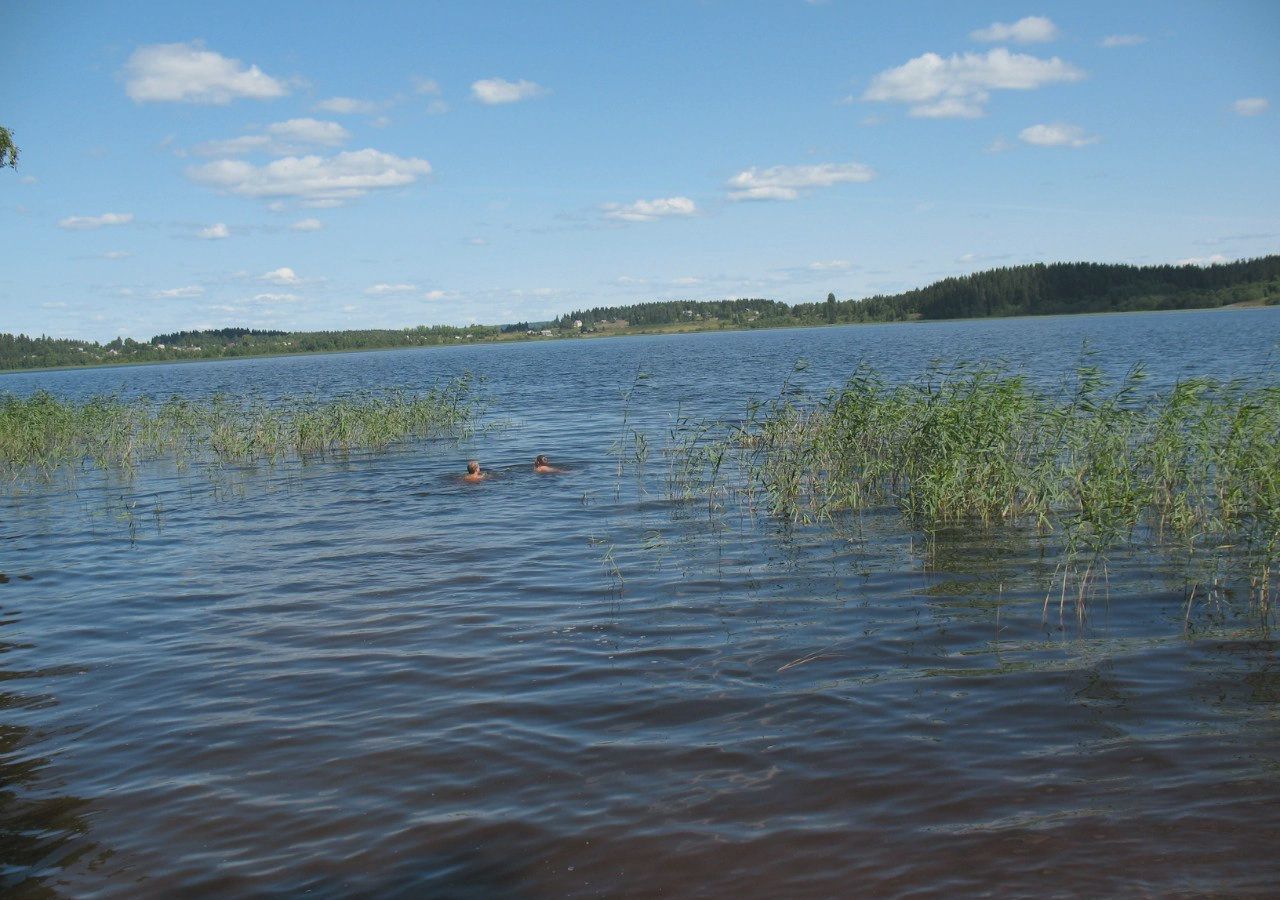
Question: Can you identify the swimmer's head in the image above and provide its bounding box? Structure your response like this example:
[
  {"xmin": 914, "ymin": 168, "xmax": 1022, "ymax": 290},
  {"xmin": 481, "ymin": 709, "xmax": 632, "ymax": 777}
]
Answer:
[
  {"xmin": 534, "ymin": 455, "xmax": 549, "ymax": 467},
  {"xmin": 467, "ymin": 460, "xmax": 480, "ymax": 475}
]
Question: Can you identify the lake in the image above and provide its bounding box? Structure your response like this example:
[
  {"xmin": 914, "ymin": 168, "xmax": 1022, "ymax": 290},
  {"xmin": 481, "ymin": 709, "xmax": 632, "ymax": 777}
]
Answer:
[{"xmin": 4, "ymin": 308, "xmax": 1280, "ymax": 897}]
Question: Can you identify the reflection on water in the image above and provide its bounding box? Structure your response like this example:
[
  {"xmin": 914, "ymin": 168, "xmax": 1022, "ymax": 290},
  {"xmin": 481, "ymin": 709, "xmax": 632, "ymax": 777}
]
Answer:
[
  {"xmin": 3, "ymin": 310, "xmax": 1280, "ymax": 895},
  {"xmin": 0, "ymin": 605, "xmax": 94, "ymax": 897}
]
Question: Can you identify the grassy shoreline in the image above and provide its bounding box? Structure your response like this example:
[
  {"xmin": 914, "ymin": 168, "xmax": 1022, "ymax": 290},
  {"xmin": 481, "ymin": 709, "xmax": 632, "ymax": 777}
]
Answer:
[{"xmin": 4, "ymin": 302, "xmax": 1277, "ymax": 377}]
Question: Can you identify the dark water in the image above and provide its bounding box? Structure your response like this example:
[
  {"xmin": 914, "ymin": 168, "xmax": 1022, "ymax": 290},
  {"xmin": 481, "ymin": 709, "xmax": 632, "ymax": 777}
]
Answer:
[{"xmin": 4, "ymin": 309, "xmax": 1280, "ymax": 897}]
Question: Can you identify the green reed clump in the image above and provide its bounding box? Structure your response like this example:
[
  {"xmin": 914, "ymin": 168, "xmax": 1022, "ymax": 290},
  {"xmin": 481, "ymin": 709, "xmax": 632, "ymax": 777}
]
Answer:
[
  {"xmin": 667, "ymin": 364, "xmax": 1280, "ymax": 609},
  {"xmin": 0, "ymin": 377, "xmax": 476, "ymax": 480}
]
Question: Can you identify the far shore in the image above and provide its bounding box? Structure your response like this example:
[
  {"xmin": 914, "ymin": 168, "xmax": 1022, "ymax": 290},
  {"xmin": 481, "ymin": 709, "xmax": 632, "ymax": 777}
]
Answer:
[{"xmin": 3, "ymin": 300, "xmax": 1276, "ymax": 377}]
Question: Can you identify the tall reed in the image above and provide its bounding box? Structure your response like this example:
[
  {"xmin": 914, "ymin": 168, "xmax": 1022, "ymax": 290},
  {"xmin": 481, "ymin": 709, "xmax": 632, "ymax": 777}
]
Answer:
[
  {"xmin": 666, "ymin": 364, "xmax": 1280, "ymax": 610},
  {"xmin": 0, "ymin": 376, "xmax": 476, "ymax": 481}
]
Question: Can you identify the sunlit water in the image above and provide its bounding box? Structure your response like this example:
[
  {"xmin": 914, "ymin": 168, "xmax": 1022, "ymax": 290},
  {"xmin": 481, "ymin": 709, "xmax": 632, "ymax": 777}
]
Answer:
[{"xmin": 4, "ymin": 309, "xmax": 1280, "ymax": 897}]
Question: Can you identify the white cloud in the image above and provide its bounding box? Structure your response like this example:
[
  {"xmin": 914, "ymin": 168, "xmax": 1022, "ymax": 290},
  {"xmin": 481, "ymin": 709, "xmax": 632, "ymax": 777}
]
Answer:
[
  {"xmin": 124, "ymin": 42, "xmax": 287, "ymax": 104},
  {"xmin": 155, "ymin": 285, "xmax": 204, "ymax": 298},
  {"xmin": 1177, "ymin": 254, "xmax": 1229, "ymax": 266},
  {"xmin": 260, "ymin": 267, "xmax": 299, "ymax": 284},
  {"xmin": 986, "ymin": 136, "xmax": 1012, "ymax": 153},
  {"xmin": 863, "ymin": 48, "xmax": 1085, "ymax": 118},
  {"xmin": 252, "ymin": 292, "xmax": 302, "ymax": 303},
  {"xmin": 194, "ymin": 118, "xmax": 351, "ymax": 156},
  {"xmin": 187, "ymin": 149, "xmax": 432, "ymax": 204},
  {"xmin": 1233, "ymin": 97, "xmax": 1270, "ymax": 117},
  {"xmin": 199, "ymin": 222, "xmax": 230, "ymax": 239},
  {"xmin": 423, "ymin": 290, "xmax": 451, "ymax": 300},
  {"xmin": 1100, "ymin": 34, "xmax": 1147, "ymax": 48},
  {"xmin": 466, "ymin": 237, "xmax": 488, "ymax": 246},
  {"xmin": 726, "ymin": 161, "xmax": 875, "ymax": 201},
  {"xmin": 602, "ymin": 196, "xmax": 698, "ymax": 222},
  {"xmin": 970, "ymin": 16, "xmax": 1059, "ymax": 44},
  {"xmin": 911, "ymin": 97, "xmax": 987, "ymax": 119},
  {"xmin": 1019, "ymin": 122, "xmax": 1099, "ymax": 147},
  {"xmin": 471, "ymin": 78, "xmax": 547, "ymax": 105},
  {"xmin": 58, "ymin": 212, "xmax": 134, "ymax": 230},
  {"xmin": 413, "ymin": 77, "xmax": 441, "ymax": 95},
  {"xmin": 364, "ymin": 282, "xmax": 418, "ymax": 295},
  {"xmin": 671, "ymin": 276, "xmax": 703, "ymax": 285},
  {"xmin": 269, "ymin": 118, "xmax": 350, "ymax": 146},
  {"xmin": 808, "ymin": 260, "xmax": 853, "ymax": 271},
  {"xmin": 291, "ymin": 218, "xmax": 324, "ymax": 232},
  {"xmin": 314, "ymin": 96, "xmax": 384, "ymax": 115}
]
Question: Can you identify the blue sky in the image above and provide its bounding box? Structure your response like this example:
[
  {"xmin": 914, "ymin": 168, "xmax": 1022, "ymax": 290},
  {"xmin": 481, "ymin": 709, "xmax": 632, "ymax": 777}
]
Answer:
[{"xmin": 2, "ymin": 1, "xmax": 1277, "ymax": 341}]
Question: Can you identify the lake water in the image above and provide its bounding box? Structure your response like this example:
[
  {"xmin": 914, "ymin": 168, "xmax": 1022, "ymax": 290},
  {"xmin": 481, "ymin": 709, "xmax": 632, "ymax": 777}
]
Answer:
[{"xmin": 4, "ymin": 308, "xmax": 1280, "ymax": 897}]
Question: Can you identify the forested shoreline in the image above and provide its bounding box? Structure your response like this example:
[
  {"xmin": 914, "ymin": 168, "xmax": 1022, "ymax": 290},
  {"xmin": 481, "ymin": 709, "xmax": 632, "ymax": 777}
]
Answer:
[
  {"xmin": 557, "ymin": 256, "xmax": 1280, "ymax": 329},
  {"xmin": 5, "ymin": 256, "xmax": 1277, "ymax": 372}
]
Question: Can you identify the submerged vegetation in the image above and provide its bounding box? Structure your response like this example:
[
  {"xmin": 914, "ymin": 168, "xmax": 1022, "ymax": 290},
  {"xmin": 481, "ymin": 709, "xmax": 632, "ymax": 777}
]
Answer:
[
  {"xmin": 667, "ymin": 364, "xmax": 1280, "ymax": 616},
  {"xmin": 0, "ymin": 376, "xmax": 476, "ymax": 481}
]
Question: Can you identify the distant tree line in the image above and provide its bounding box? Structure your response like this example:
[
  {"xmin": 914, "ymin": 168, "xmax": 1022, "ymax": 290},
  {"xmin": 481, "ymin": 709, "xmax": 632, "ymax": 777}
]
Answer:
[
  {"xmin": 556, "ymin": 256, "xmax": 1280, "ymax": 330},
  {"xmin": 0, "ymin": 324, "xmax": 501, "ymax": 371},
  {"xmin": 555, "ymin": 298, "xmax": 792, "ymax": 329},
  {"xmin": 4, "ymin": 257, "xmax": 1277, "ymax": 372}
]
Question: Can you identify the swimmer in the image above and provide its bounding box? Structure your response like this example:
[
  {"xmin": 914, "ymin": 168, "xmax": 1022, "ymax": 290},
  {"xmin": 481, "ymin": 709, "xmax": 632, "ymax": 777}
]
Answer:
[
  {"xmin": 463, "ymin": 459, "xmax": 487, "ymax": 482},
  {"xmin": 533, "ymin": 454, "xmax": 566, "ymax": 474}
]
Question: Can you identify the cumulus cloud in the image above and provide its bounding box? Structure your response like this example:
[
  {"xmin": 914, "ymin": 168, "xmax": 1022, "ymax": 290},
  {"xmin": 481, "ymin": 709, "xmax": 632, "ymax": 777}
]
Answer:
[
  {"xmin": 1100, "ymin": 34, "xmax": 1147, "ymax": 48},
  {"xmin": 1018, "ymin": 122, "xmax": 1099, "ymax": 147},
  {"xmin": 1233, "ymin": 97, "xmax": 1270, "ymax": 117},
  {"xmin": 187, "ymin": 149, "xmax": 432, "ymax": 204},
  {"xmin": 726, "ymin": 161, "xmax": 875, "ymax": 201},
  {"xmin": 423, "ymin": 290, "xmax": 451, "ymax": 300},
  {"xmin": 602, "ymin": 196, "xmax": 698, "ymax": 222},
  {"xmin": 471, "ymin": 78, "xmax": 547, "ymax": 105},
  {"xmin": 124, "ymin": 42, "xmax": 287, "ymax": 104},
  {"xmin": 194, "ymin": 118, "xmax": 351, "ymax": 156},
  {"xmin": 314, "ymin": 96, "xmax": 385, "ymax": 115},
  {"xmin": 364, "ymin": 283, "xmax": 418, "ymax": 295},
  {"xmin": 252, "ymin": 292, "xmax": 302, "ymax": 303},
  {"xmin": 808, "ymin": 260, "xmax": 853, "ymax": 271},
  {"xmin": 291, "ymin": 218, "xmax": 324, "ymax": 232},
  {"xmin": 260, "ymin": 267, "xmax": 299, "ymax": 284},
  {"xmin": 863, "ymin": 48, "xmax": 1084, "ymax": 118},
  {"xmin": 970, "ymin": 16, "xmax": 1059, "ymax": 44},
  {"xmin": 58, "ymin": 212, "xmax": 134, "ymax": 230},
  {"xmin": 155, "ymin": 285, "xmax": 204, "ymax": 298},
  {"xmin": 198, "ymin": 222, "xmax": 230, "ymax": 239}
]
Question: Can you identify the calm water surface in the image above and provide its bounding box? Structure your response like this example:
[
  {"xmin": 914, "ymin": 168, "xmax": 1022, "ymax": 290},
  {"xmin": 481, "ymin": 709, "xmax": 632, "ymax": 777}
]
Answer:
[{"xmin": 3, "ymin": 309, "xmax": 1280, "ymax": 897}]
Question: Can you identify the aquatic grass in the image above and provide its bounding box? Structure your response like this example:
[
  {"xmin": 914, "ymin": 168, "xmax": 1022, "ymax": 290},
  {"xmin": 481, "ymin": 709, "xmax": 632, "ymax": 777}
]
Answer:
[
  {"xmin": 0, "ymin": 376, "xmax": 477, "ymax": 482},
  {"xmin": 665, "ymin": 364, "xmax": 1280, "ymax": 613}
]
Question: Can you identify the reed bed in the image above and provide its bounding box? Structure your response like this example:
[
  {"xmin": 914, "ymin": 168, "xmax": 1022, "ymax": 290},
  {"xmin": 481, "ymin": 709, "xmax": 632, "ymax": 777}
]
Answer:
[
  {"xmin": 0, "ymin": 377, "xmax": 476, "ymax": 480},
  {"xmin": 667, "ymin": 364, "xmax": 1280, "ymax": 611}
]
